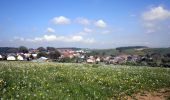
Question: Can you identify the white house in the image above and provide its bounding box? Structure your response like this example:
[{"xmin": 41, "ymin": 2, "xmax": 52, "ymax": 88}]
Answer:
[
  {"xmin": 96, "ymin": 57, "xmax": 101, "ymax": 62},
  {"xmin": 7, "ymin": 56, "xmax": 16, "ymax": 61},
  {"xmin": 0, "ymin": 55, "xmax": 2, "ymax": 58},
  {"xmin": 37, "ymin": 57, "xmax": 48, "ymax": 62},
  {"xmin": 87, "ymin": 58, "xmax": 95, "ymax": 63},
  {"xmin": 17, "ymin": 55, "xmax": 24, "ymax": 61},
  {"xmin": 24, "ymin": 53, "xmax": 31, "ymax": 58},
  {"xmin": 0, "ymin": 55, "xmax": 2, "ymax": 60},
  {"xmin": 32, "ymin": 54, "xmax": 37, "ymax": 58}
]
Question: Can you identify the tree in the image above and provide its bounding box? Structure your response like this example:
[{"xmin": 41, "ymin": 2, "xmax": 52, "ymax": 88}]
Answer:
[
  {"xmin": 37, "ymin": 52, "xmax": 47, "ymax": 58},
  {"xmin": 165, "ymin": 53, "xmax": 170, "ymax": 58},
  {"xmin": 19, "ymin": 46, "xmax": 28, "ymax": 53},
  {"xmin": 48, "ymin": 50, "xmax": 61, "ymax": 60},
  {"xmin": 150, "ymin": 53, "xmax": 161, "ymax": 63},
  {"xmin": 161, "ymin": 53, "xmax": 170, "ymax": 63},
  {"xmin": 102, "ymin": 52, "xmax": 106, "ymax": 56},
  {"xmin": 47, "ymin": 47, "xmax": 56, "ymax": 51},
  {"xmin": 116, "ymin": 48, "xmax": 122, "ymax": 54},
  {"xmin": 37, "ymin": 47, "xmax": 46, "ymax": 52}
]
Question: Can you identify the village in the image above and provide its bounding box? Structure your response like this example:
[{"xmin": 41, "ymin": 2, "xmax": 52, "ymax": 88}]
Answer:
[{"xmin": 0, "ymin": 46, "xmax": 155, "ymax": 66}]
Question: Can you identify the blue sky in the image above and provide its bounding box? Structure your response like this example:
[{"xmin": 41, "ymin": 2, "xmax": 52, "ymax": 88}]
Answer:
[{"xmin": 0, "ymin": 0, "xmax": 170, "ymax": 48}]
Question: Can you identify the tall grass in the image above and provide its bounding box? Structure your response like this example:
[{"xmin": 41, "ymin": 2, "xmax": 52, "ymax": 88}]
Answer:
[{"xmin": 0, "ymin": 61, "xmax": 170, "ymax": 99}]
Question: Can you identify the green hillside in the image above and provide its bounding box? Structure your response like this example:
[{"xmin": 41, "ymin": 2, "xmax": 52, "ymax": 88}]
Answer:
[{"xmin": 89, "ymin": 47, "xmax": 170, "ymax": 56}]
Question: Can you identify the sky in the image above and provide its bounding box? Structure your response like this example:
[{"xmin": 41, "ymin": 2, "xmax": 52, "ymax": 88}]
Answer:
[{"xmin": 0, "ymin": 0, "xmax": 170, "ymax": 49}]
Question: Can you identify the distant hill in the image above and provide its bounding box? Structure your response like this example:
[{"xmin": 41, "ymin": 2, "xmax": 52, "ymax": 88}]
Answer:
[
  {"xmin": 56, "ymin": 47, "xmax": 81, "ymax": 51},
  {"xmin": 143, "ymin": 48, "xmax": 170, "ymax": 55},
  {"xmin": 0, "ymin": 47, "xmax": 18, "ymax": 54},
  {"xmin": 88, "ymin": 49, "xmax": 119, "ymax": 56},
  {"xmin": 116, "ymin": 46, "xmax": 148, "ymax": 50},
  {"xmin": 89, "ymin": 47, "xmax": 170, "ymax": 56}
]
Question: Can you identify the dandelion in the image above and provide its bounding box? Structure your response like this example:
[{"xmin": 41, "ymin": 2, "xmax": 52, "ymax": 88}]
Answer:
[
  {"xmin": 16, "ymin": 94, "xmax": 19, "ymax": 98},
  {"xmin": 33, "ymin": 94, "xmax": 37, "ymax": 97}
]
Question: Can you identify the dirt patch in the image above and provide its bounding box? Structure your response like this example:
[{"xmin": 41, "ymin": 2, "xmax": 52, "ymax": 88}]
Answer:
[{"xmin": 125, "ymin": 88, "xmax": 170, "ymax": 100}]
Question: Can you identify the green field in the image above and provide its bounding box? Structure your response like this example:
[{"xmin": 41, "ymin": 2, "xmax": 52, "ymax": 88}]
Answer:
[{"xmin": 0, "ymin": 61, "xmax": 170, "ymax": 99}]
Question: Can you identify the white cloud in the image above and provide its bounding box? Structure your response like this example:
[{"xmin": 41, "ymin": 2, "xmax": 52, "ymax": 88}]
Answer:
[
  {"xmin": 44, "ymin": 35, "xmax": 57, "ymax": 41},
  {"xmin": 83, "ymin": 28, "xmax": 92, "ymax": 33},
  {"xmin": 75, "ymin": 18, "xmax": 90, "ymax": 25},
  {"xmin": 70, "ymin": 36, "xmax": 83, "ymax": 42},
  {"xmin": 142, "ymin": 6, "xmax": 170, "ymax": 21},
  {"xmin": 77, "ymin": 28, "xmax": 93, "ymax": 35},
  {"xmin": 146, "ymin": 29, "xmax": 155, "ymax": 34},
  {"xmin": 95, "ymin": 20, "xmax": 107, "ymax": 28},
  {"xmin": 13, "ymin": 35, "xmax": 95, "ymax": 44},
  {"xmin": 130, "ymin": 14, "xmax": 136, "ymax": 17},
  {"xmin": 101, "ymin": 30, "xmax": 111, "ymax": 34},
  {"xmin": 52, "ymin": 16, "xmax": 71, "ymax": 25},
  {"xmin": 13, "ymin": 37, "xmax": 25, "ymax": 41},
  {"xmin": 144, "ymin": 22, "xmax": 155, "ymax": 28},
  {"xmin": 46, "ymin": 27, "xmax": 55, "ymax": 33},
  {"xmin": 142, "ymin": 6, "xmax": 170, "ymax": 34}
]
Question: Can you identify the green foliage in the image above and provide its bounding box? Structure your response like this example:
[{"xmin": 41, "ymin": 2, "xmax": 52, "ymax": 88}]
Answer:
[
  {"xmin": 37, "ymin": 47, "xmax": 46, "ymax": 52},
  {"xmin": 116, "ymin": 46, "xmax": 148, "ymax": 50},
  {"xmin": 48, "ymin": 50, "xmax": 61, "ymax": 60},
  {"xmin": 46, "ymin": 47, "xmax": 56, "ymax": 52},
  {"xmin": 144, "ymin": 48, "xmax": 170, "ymax": 55},
  {"xmin": 0, "ymin": 61, "xmax": 170, "ymax": 99},
  {"xmin": 89, "ymin": 49, "xmax": 119, "ymax": 56},
  {"xmin": 59, "ymin": 57, "xmax": 76, "ymax": 63},
  {"xmin": 18, "ymin": 46, "xmax": 28, "ymax": 53},
  {"xmin": 123, "ymin": 61, "xmax": 138, "ymax": 66},
  {"xmin": 91, "ymin": 64, "xmax": 99, "ymax": 68},
  {"xmin": 88, "ymin": 47, "xmax": 170, "ymax": 57},
  {"xmin": 37, "ymin": 52, "xmax": 47, "ymax": 58},
  {"xmin": 0, "ymin": 47, "xmax": 18, "ymax": 53}
]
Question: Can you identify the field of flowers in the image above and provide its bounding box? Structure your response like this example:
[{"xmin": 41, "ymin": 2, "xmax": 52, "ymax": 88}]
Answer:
[{"xmin": 0, "ymin": 61, "xmax": 170, "ymax": 99}]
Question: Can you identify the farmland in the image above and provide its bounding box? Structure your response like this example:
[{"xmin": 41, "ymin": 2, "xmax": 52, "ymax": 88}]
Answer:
[{"xmin": 0, "ymin": 61, "xmax": 170, "ymax": 99}]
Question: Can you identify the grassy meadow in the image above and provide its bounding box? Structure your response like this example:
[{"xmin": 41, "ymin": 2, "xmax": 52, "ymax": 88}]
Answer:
[{"xmin": 0, "ymin": 61, "xmax": 170, "ymax": 99}]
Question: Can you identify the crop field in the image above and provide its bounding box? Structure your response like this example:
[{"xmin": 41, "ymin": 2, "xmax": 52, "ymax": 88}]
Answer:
[{"xmin": 0, "ymin": 61, "xmax": 170, "ymax": 99}]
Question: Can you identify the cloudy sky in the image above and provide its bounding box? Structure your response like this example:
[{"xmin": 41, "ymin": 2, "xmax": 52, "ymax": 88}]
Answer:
[{"xmin": 0, "ymin": 0, "xmax": 170, "ymax": 48}]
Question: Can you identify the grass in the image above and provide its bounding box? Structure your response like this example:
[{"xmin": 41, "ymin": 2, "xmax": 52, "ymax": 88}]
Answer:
[{"xmin": 0, "ymin": 61, "xmax": 170, "ymax": 99}]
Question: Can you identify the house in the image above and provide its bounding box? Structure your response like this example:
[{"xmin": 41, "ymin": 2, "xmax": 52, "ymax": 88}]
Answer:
[
  {"xmin": 7, "ymin": 56, "xmax": 16, "ymax": 61},
  {"xmin": 96, "ymin": 57, "xmax": 100, "ymax": 62},
  {"xmin": 96, "ymin": 57, "xmax": 101, "ymax": 64},
  {"xmin": 87, "ymin": 59, "xmax": 95, "ymax": 63},
  {"xmin": 38, "ymin": 57, "xmax": 48, "ymax": 61},
  {"xmin": 87, "ymin": 56, "xmax": 96, "ymax": 63},
  {"xmin": 110, "ymin": 57, "xmax": 125, "ymax": 64},
  {"xmin": 76, "ymin": 50, "xmax": 85, "ymax": 53},
  {"xmin": 73, "ymin": 53, "xmax": 80, "ymax": 57},
  {"xmin": 62, "ymin": 51, "xmax": 74, "ymax": 58},
  {"xmin": 32, "ymin": 57, "xmax": 48, "ymax": 62},
  {"xmin": 0, "ymin": 55, "xmax": 2, "ymax": 60},
  {"xmin": 17, "ymin": 55, "xmax": 24, "ymax": 61},
  {"xmin": 24, "ymin": 53, "xmax": 31, "ymax": 58},
  {"xmin": 32, "ymin": 54, "xmax": 37, "ymax": 58},
  {"xmin": 131, "ymin": 55, "xmax": 140, "ymax": 62},
  {"xmin": 127, "ymin": 56, "xmax": 133, "ymax": 61}
]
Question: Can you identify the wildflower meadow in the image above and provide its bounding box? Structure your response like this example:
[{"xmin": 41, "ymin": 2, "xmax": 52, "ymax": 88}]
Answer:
[{"xmin": 0, "ymin": 61, "xmax": 170, "ymax": 99}]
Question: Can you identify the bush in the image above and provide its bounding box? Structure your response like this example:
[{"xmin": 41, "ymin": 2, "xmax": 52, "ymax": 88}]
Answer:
[
  {"xmin": 18, "ymin": 46, "xmax": 28, "ymax": 53},
  {"xmin": 92, "ymin": 64, "xmax": 99, "ymax": 68},
  {"xmin": 48, "ymin": 50, "xmax": 60, "ymax": 60},
  {"xmin": 160, "ymin": 63, "xmax": 170, "ymax": 68},
  {"xmin": 37, "ymin": 52, "xmax": 47, "ymax": 58},
  {"xmin": 147, "ymin": 62, "xmax": 158, "ymax": 67},
  {"xmin": 58, "ymin": 57, "xmax": 76, "ymax": 63},
  {"xmin": 123, "ymin": 61, "xmax": 138, "ymax": 66}
]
